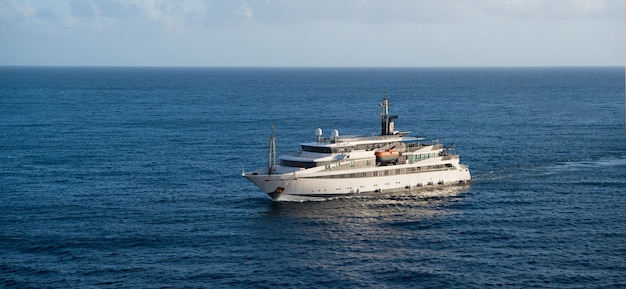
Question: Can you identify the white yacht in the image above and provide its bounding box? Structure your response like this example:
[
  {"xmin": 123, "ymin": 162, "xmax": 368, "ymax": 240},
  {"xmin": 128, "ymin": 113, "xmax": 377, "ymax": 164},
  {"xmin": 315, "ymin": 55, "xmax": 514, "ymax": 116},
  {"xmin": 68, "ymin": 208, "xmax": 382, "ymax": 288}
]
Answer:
[{"xmin": 243, "ymin": 94, "xmax": 471, "ymax": 201}]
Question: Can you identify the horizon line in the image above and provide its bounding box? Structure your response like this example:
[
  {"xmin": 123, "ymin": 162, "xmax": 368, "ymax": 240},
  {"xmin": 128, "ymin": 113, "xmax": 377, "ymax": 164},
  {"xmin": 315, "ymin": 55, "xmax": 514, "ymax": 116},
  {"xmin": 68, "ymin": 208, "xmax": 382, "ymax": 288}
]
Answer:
[{"xmin": 1, "ymin": 65, "xmax": 624, "ymax": 69}]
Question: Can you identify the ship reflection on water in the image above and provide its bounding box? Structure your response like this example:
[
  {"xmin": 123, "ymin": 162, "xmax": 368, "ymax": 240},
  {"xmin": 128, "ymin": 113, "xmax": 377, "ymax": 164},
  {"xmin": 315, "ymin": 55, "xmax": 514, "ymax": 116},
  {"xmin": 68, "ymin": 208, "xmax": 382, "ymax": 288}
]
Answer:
[{"xmin": 262, "ymin": 185, "xmax": 470, "ymax": 221}]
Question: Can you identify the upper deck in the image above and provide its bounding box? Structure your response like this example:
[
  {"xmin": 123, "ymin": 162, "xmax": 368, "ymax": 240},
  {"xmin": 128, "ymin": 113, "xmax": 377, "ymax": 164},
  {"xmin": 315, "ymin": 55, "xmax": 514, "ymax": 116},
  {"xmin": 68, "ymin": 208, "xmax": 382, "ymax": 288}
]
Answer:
[{"xmin": 299, "ymin": 134, "xmax": 432, "ymax": 154}]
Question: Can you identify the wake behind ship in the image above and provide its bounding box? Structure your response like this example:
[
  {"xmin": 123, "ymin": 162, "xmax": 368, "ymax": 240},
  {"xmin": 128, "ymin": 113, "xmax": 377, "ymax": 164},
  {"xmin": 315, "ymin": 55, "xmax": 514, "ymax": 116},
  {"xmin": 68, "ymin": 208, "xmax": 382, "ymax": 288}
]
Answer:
[{"xmin": 243, "ymin": 93, "xmax": 471, "ymax": 201}]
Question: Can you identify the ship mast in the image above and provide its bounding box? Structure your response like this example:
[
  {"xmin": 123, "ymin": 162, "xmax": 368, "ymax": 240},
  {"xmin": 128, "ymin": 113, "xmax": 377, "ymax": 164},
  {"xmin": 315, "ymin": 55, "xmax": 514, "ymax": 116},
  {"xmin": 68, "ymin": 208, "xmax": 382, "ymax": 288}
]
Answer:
[
  {"xmin": 380, "ymin": 91, "xmax": 397, "ymax": 135},
  {"xmin": 268, "ymin": 123, "xmax": 276, "ymax": 174}
]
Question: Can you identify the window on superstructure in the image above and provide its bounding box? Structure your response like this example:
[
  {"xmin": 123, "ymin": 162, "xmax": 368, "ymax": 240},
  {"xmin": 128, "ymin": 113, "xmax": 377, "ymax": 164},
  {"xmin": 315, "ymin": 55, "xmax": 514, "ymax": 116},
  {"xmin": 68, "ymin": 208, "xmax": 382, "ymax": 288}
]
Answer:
[
  {"xmin": 301, "ymin": 146, "xmax": 332, "ymax": 153},
  {"xmin": 281, "ymin": 160, "xmax": 317, "ymax": 168},
  {"xmin": 354, "ymin": 144, "xmax": 367, "ymax": 150},
  {"xmin": 336, "ymin": 147, "xmax": 353, "ymax": 153}
]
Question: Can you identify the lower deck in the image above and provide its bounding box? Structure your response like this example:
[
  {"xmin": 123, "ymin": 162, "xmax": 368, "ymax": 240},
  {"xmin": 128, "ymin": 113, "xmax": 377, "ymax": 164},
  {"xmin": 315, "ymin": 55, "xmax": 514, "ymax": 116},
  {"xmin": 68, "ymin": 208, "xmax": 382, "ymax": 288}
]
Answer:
[
  {"xmin": 271, "ymin": 181, "xmax": 472, "ymax": 201},
  {"xmin": 244, "ymin": 165, "xmax": 471, "ymax": 201}
]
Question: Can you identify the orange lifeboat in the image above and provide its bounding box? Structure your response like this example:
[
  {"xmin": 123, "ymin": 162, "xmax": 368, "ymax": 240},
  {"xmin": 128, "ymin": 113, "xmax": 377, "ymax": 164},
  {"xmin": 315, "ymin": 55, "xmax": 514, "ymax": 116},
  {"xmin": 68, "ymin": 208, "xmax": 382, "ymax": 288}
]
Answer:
[{"xmin": 375, "ymin": 150, "xmax": 400, "ymax": 164}]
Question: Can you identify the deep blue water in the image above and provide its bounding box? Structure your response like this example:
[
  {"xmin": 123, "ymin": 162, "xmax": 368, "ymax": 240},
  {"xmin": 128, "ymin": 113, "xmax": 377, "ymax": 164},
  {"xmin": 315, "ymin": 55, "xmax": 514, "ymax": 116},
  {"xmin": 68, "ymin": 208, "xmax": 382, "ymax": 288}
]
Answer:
[{"xmin": 1, "ymin": 67, "xmax": 625, "ymax": 288}]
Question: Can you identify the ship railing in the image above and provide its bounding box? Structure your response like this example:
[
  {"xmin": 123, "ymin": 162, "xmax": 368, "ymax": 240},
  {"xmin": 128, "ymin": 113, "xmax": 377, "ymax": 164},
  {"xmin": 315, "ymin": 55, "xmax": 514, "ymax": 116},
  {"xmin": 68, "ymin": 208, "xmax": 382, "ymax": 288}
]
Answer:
[
  {"xmin": 313, "ymin": 164, "xmax": 457, "ymax": 179},
  {"xmin": 324, "ymin": 158, "xmax": 376, "ymax": 171},
  {"xmin": 404, "ymin": 143, "xmax": 441, "ymax": 153},
  {"xmin": 441, "ymin": 155, "xmax": 459, "ymax": 161}
]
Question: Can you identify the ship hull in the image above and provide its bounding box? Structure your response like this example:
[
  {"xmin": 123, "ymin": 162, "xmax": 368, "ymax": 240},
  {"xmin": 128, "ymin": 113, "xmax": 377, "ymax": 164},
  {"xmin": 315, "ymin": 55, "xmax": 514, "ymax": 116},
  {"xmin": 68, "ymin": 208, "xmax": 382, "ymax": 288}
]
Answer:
[{"xmin": 243, "ymin": 168, "xmax": 470, "ymax": 201}]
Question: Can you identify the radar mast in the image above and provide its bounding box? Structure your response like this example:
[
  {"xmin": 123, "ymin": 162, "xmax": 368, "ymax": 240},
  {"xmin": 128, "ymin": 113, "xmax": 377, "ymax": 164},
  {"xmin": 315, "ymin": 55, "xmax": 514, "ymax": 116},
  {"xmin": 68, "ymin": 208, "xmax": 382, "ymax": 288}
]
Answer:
[{"xmin": 380, "ymin": 91, "xmax": 397, "ymax": 135}]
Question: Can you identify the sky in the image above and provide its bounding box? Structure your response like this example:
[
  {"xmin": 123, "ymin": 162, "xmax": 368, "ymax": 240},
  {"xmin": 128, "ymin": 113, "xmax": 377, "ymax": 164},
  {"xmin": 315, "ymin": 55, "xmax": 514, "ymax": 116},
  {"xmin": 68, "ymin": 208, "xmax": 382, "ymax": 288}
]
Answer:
[{"xmin": 0, "ymin": 0, "xmax": 623, "ymax": 67}]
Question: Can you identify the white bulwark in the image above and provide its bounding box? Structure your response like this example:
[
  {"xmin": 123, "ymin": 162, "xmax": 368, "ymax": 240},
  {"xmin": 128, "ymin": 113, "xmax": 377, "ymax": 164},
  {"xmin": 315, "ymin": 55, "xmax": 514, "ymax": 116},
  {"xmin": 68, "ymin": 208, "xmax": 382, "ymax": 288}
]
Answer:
[{"xmin": 243, "ymin": 93, "xmax": 471, "ymax": 201}]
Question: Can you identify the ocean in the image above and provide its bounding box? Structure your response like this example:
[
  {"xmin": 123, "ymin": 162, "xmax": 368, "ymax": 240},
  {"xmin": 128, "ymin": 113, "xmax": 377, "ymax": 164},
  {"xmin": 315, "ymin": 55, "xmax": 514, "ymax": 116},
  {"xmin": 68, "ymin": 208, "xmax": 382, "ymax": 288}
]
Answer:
[{"xmin": 1, "ymin": 67, "xmax": 624, "ymax": 288}]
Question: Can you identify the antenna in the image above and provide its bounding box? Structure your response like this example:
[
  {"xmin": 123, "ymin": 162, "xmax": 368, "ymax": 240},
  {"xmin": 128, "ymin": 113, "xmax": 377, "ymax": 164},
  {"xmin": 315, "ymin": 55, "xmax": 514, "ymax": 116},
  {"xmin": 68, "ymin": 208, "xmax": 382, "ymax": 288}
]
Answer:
[
  {"xmin": 268, "ymin": 123, "xmax": 276, "ymax": 174},
  {"xmin": 380, "ymin": 91, "xmax": 388, "ymax": 135}
]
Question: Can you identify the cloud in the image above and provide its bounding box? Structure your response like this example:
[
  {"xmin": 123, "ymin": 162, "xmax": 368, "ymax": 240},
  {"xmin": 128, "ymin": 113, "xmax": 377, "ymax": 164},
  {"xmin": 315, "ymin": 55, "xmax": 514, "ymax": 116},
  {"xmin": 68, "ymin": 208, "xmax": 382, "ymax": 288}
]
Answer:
[
  {"xmin": 0, "ymin": 0, "xmax": 622, "ymax": 66},
  {"xmin": 479, "ymin": 0, "xmax": 622, "ymax": 21},
  {"xmin": 4, "ymin": 0, "xmax": 622, "ymax": 30},
  {"xmin": 236, "ymin": 0, "xmax": 253, "ymax": 20},
  {"xmin": 0, "ymin": 0, "xmax": 36, "ymax": 20},
  {"xmin": 13, "ymin": 0, "xmax": 36, "ymax": 18},
  {"xmin": 222, "ymin": 0, "xmax": 623, "ymax": 24},
  {"xmin": 124, "ymin": 0, "xmax": 186, "ymax": 32},
  {"xmin": 65, "ymin": 0, "xmax": 249, "ymax": 33},
  {"xmin": 69, "ymin": 0, "xmax": 95, "ymax": 18}
]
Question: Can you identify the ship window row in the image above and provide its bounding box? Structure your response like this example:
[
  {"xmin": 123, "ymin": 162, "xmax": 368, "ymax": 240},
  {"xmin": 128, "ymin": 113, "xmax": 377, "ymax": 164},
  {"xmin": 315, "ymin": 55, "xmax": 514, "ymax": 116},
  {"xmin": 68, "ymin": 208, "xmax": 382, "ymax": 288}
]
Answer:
[
  {"xmin": 324, "ymin": 159, "xmax": 375, "ymax": 171},
  {"xmin": 281, "ymin": 160, "xmax": 317, "ymax": 168},
  {"xmin": 353, "ymin": 142, "xmax": 398, "ymax": 151},
  {"xmin": 406, "ymin": 153, "xmax": 438, "ymax": 163},
  {"xmin": 301, "ymin": 142, "xmax": 423, "ymax": 154},
  {"xmin": 311, "ymin": 164, "xmax": 454, "ymax": 179},
  {"xmin": 281, "ymin": 159, "xmax": 372, "ymax": 169},
  {"xmin": 301, "ymin": 146, "xmax": 332, "ymax": 153},
  {"xmin": 283, "ymin": 152, "xmax": 441, "ymax": 169}
]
